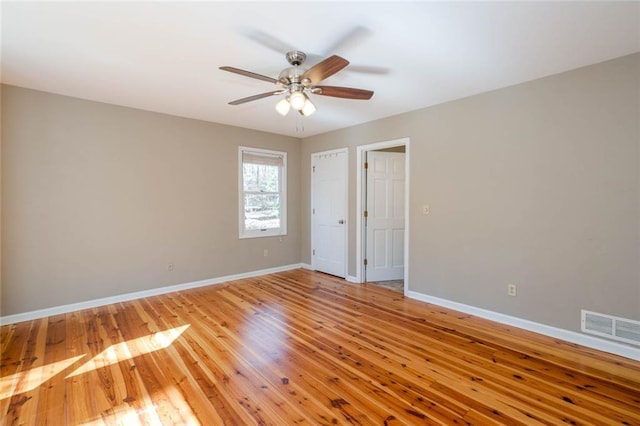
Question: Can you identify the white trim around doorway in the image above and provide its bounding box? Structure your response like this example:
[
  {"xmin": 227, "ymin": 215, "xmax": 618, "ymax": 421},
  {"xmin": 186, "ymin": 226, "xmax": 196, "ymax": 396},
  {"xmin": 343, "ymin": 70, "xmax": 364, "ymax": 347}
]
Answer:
[{"xmin": 356, "ymin": 138, "xmax": 410, "ymax": 293}]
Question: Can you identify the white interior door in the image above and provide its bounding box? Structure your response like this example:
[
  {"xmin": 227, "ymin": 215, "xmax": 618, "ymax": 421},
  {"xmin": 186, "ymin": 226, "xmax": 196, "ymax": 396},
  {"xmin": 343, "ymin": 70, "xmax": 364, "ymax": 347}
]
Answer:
[
  {"xmin": 312, "ymin": 150, "xmax": 347, "ymax": 278},
  {"xmin": 366, "ymin": 151, "xmax": 405, "ymax": 282}
]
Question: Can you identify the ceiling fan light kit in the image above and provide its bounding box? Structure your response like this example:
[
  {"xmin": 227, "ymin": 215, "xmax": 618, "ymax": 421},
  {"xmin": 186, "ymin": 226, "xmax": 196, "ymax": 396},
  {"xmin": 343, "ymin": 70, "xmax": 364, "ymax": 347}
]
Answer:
[{"xmin": 220, "ymin": 50, "xmax": 374, "ymax": 118}]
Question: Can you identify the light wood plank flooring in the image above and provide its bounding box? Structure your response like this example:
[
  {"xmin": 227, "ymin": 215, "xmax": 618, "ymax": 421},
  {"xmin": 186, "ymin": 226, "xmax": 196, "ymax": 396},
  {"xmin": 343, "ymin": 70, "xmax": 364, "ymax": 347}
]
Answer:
[{"xmin": 2, "ymin": 269, "xmax": 639, "ymax": 425}]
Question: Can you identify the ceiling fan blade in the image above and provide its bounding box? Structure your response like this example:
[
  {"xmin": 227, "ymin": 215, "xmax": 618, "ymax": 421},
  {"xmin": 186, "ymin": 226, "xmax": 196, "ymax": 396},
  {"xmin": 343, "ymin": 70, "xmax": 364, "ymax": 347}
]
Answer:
[
  {"xmin": 346, "ymin": 65, "xmax": 390, "ymax": 75},
  {"xmin": 242, "ymin": 29, "xmax": 295, "ymax": 55},
  {"xmin": 323, "ymin": 26, "xmax": 372, "ymax": 56},
  {"xmin": 228, "ymin": 91, "xmax": 282, "ymax": 105},
  {"xmin": 219, "ymin": 66, "xmax": 278, "ymax": 84},
  {"xmin": 315, "ymin": 86, "xmax": 374, "ymax": 100},
  {"xmin": 302, "ymin": 55, "xmax": 349, "ymax": 83}
]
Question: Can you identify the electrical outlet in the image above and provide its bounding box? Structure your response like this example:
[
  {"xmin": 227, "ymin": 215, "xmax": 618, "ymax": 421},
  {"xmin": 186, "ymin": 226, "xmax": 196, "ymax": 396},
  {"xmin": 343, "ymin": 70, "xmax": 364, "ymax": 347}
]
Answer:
[
  {"xmin": 168, "ymin": 263, "xmax": 174, "ymax": 272},
  {"xmin": 263, "ymin": 249, "xmax": 269, "ymax": 257},
  {"xmin": 507, "ymin": 284, "xmax": 517, "ymax": 297},
  {"xmin": 422, "ymin": 204, "xmax": 430, "ymax": 215}
]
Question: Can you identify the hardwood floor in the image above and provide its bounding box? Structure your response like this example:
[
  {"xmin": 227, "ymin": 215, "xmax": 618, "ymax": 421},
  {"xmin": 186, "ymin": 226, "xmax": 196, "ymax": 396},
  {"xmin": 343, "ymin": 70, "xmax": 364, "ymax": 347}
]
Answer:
[{"xmin": 2, "ymin": 269, "xmax": 639, "ymax": 425}]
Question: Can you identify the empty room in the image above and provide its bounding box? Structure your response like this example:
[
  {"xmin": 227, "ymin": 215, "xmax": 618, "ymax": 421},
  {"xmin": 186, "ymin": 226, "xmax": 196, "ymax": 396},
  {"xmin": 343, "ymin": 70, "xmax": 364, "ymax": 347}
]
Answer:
[{"xmin": 1, "ymin": 1, "xmax": 639, "ymax": 424}]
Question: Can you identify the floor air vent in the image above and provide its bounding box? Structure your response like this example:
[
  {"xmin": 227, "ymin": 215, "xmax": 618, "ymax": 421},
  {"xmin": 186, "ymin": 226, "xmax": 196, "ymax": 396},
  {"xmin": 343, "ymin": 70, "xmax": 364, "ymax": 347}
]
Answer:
[{"xmin": 582, "ymin": 310, "xmax": 640, "ymax": 346}]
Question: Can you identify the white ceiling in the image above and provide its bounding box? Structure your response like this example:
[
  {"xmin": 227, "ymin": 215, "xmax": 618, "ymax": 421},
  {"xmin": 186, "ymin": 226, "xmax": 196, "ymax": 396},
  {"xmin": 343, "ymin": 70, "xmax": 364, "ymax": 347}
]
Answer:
[{"xmin": 2, "ymin": 1, "xmax": 639, "ymax": 138}]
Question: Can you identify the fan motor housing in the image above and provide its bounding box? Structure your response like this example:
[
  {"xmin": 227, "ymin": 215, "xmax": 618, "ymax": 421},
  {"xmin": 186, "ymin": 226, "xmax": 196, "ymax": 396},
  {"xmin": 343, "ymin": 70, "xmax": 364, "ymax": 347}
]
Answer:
[
  {"xmin": 279, "ymin": 51, "xmax": 309, "ymax": 84},
  {"xmin": 279, "ymin": 66, "xmax": 307, "ymax": 84}
]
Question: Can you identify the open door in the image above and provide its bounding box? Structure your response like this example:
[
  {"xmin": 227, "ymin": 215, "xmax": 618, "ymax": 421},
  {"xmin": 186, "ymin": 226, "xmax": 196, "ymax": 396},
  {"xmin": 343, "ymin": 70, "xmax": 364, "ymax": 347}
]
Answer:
[{"xmin": 365, "ymin": 150, "xmax": 405, "ymax": 282}]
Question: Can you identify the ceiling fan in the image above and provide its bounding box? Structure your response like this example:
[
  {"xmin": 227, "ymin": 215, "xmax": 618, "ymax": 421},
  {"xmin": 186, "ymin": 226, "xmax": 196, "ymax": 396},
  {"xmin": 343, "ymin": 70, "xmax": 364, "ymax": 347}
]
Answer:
[{"xmin": 220, "ymin": 51, "xmax": 374, "ymax": 117}]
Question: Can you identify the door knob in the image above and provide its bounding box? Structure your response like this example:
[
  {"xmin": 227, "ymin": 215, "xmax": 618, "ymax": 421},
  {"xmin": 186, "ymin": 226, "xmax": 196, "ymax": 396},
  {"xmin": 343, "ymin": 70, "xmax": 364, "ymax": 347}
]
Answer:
[{"xmin": 338, "ymin": 220, "xmax": 345, "ymax": 224}]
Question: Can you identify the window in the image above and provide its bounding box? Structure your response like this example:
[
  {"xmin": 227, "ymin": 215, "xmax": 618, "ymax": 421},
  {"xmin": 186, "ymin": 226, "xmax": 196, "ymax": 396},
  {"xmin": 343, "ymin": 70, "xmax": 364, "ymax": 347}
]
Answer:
[{"xmin": 239, "ymin": 146, "xmax": 287, "ymax": 239}]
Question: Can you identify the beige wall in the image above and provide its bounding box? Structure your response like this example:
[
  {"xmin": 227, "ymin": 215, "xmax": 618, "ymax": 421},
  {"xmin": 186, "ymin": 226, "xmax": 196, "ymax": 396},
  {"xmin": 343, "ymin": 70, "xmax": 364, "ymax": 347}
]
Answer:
[
  {"xmin": 0, "ymin": 84, "xmax": 3, "ymax": 314},
  {"xmin": 301, "ymin": 53, "xmax": 640, "ymax": 333},
  {"xmin": 1, "ymin": 85, "xmax": 301, "ymax": 315}
]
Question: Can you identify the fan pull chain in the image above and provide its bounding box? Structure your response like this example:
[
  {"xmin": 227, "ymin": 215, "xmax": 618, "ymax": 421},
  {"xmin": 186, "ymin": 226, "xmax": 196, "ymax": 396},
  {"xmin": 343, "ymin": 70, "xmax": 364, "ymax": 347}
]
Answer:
[{"xmin": 296, "ymin": 116, "xmax": 304, "ymax": 133}]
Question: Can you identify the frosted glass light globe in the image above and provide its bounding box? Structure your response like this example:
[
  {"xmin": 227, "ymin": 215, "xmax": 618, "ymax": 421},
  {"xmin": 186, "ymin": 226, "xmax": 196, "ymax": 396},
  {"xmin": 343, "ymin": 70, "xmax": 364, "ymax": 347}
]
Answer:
[
  {"xmin": 275, "ymin": 98, "xmax": 290, "ymax": 116},
  {"xmin": 289, "ymin": 91, "xmax": 306, "ymax": 110},
  {"xmin": 301, "ymin": 98, "xmax": 316, "ymax": 116}
]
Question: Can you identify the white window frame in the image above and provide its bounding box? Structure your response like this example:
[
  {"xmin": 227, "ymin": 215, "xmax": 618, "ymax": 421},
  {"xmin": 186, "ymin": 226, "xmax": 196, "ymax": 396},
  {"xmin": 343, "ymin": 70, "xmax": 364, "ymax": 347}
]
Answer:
[{"xmin": 238, "ymin": 146, "xmax": 287, "ymax": 239}]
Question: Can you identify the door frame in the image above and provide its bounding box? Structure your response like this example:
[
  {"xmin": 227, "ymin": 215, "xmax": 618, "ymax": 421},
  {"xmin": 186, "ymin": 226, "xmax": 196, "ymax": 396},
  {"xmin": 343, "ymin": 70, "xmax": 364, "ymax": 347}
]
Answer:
[
  {"xmin": 356, "ymin": 138, "xmax": 410, "ymax": 291},
  {"xmin": 311, "ymin": 148, "xmax": 349, "ymax": 277}
]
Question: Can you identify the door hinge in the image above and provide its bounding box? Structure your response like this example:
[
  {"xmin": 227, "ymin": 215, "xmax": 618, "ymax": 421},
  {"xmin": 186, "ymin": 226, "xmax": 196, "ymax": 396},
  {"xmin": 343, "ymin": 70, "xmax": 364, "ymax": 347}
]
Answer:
[
  {"xmin": 313, "ymin": 165, "xmax": 316, "ymax": 172},
  {"xmin": 364, "ymin": 162, "xmax": 368, "ymax": 169},
  {"xmin": 364, "ymin": 210, "xmax": 368, "ymax": 218},
  {"xmin": 312, "ymin": 208, "xmax": 315, "ymax": 214},
  {"xmin": 364, "ymin": 258, "xmax": 368, "ymax": 266},
  {"xmin": 313, "ymin": 249, "xmax": 315, "ymax": 255}
]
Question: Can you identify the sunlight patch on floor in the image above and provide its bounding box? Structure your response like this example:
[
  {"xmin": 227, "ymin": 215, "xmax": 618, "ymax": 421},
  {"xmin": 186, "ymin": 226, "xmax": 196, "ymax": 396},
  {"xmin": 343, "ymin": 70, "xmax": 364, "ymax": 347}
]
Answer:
[
  {"xmin": 0, "ymin": 354, "xmax": 86, "ymax": 399},
  {"xmin": 66, "ymin": 324, "xmax": 190, "ymax": 379},
  {"xmin": 78, "ymin": 385, "xmax": 199, "ymax": 425}
]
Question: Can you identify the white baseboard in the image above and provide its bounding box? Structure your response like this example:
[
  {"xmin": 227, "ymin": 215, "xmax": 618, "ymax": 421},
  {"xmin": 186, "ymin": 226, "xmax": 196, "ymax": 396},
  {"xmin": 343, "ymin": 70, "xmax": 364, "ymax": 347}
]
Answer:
[
  {"xmin": 406, "ymin": 290, "xmax": 640, "ymax": 361},
  {"xmin": 0, "ymin": 263, "xmax": 304, "ymax": 325},
  {"xmin": 300, "ymin": 263, "xmax": 313, "ymax": 270},
  {"xmin": 346, "ymin": 275, "xmax": 359, "ymax": 283}
]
